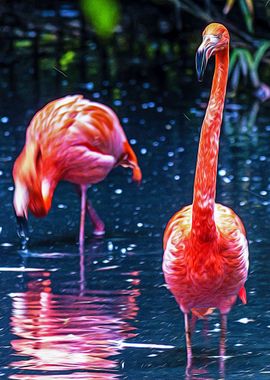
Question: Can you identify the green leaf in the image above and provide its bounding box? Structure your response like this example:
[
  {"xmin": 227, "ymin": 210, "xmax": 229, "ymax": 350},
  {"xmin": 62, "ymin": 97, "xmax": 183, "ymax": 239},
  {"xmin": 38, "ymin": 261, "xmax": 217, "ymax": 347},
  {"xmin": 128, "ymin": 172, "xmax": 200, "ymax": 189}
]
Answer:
[
  {"xmin": 229, "ymin": 48, "xmax": 241, "ymax": 76},
  {"xmin": 80, "ymin": 0, "xmax": 120, "ymax": 38},
  {"xmin": 223, "ymin": 0, "xmax": 236, "ymax": 15},
  {"xmin": 253, "ymin": 41, "xmax": 270, "ymax": 71},
  {"xmin": 60, "ymin": 51, "xmax": 76, "ymax": 71},
  {"xmin": 238, "ymin": 51, "xmax": 248, "ymax": 78},
  {"xmin": 239, "ymin": 0, "xmax": 254, "ymax": 33},
  {"xmin": 231, "ymin": 61, "xmax": 241, "ymax": 91},
  {"xmin": 15, "ymin": 40, "xmax": 32, "ymax": 48}
]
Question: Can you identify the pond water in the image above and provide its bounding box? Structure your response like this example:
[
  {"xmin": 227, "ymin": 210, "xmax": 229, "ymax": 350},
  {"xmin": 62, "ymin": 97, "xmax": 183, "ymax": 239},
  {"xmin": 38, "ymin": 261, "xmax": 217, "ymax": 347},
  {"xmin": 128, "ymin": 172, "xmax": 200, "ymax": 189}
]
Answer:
[{"xmin": 1, "ymin": 9, "xmax": 270, "ymax": 379}]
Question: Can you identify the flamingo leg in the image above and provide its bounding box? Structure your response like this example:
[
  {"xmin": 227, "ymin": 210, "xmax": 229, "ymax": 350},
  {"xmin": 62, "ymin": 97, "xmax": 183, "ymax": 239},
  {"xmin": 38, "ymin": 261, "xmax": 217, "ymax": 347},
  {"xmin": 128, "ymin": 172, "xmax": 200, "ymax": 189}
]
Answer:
[
  {"xmin": 219, "ymin": 313, "xmax": 227, "ymax": 378},
  {"xmin": 86, "ymin": 199, "xmax": 105, "ymax": 236},
  {"xmin": 184, "ymin": 313, "xmax": 193, "ymax": 374},
  {"xmin": 75, "ymin": 185, "xmax": 105, "ymax": 236},
  {"xmin": 79, "ymin": 185, "xmax": 87, "ymax": 249}
]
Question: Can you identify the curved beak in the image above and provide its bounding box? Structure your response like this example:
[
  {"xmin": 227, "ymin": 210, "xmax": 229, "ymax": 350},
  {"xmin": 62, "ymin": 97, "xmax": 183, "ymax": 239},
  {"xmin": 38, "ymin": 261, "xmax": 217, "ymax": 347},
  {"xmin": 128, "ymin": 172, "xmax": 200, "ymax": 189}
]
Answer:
[
  {"xmin": 196, "ymin": 47, "xmax": 208, "ymax": 82},
  {"xmin": 196, "ymin": 37, "xmax": 216, "ymax": 82}
]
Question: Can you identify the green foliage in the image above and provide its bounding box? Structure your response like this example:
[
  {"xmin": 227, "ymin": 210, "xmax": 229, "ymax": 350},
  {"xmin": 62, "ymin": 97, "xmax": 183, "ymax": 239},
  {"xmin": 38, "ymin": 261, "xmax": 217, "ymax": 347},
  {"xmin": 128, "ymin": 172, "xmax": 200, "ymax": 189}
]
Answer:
[
  {"xmin": 15, "ymin": 40, "xmax": 32, "ymax": 48},
  {"xmin": 59, "ymin": 51, "xmax": 76, "ymax": 71},
  {"xmin": 229, "ymin": 41, "xmax": 270, "ymax": 92},
  {"xmin": 223, "ymin": 0, "xmax": 254, "ymax": 32},
  {"xmin": 80, "ymin": 0, "xmax": 120, "ymax": 38}
]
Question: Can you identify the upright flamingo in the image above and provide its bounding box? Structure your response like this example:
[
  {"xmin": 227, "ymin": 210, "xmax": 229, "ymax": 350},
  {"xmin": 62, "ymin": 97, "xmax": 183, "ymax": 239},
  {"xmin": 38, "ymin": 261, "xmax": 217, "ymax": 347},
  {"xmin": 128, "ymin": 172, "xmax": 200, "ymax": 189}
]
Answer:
[
  {"xmin": 163, "ymin": 23, "xmax": 249, "ymax": 366},
  {"xmin": 13, "ymin": 95, "xmax": 141, "ymax": 247}
]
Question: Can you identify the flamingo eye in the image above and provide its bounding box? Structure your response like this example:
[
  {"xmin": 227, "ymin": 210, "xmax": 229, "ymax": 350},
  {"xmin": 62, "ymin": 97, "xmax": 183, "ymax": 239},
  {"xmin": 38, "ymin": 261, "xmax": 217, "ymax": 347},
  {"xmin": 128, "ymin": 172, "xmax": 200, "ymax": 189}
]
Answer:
[{"xmin": 208, "ymin": 35, "xmax": 220, "ymax": 44}]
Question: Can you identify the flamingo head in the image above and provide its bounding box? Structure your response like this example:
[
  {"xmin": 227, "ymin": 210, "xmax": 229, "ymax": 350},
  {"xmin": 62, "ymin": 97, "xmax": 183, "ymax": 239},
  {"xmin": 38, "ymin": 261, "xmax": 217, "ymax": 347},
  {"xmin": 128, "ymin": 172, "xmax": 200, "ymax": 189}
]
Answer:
[
  {"xmin": 196, "ymin": 23, "xmax": 230, "ymax": 82},
  {"xmin": 13, "ymin": 181, "xmax": 30, "ymax": 247},
  {"xmin": 13, "ymin": 178, "xmax": 55, "ymax": 248}
]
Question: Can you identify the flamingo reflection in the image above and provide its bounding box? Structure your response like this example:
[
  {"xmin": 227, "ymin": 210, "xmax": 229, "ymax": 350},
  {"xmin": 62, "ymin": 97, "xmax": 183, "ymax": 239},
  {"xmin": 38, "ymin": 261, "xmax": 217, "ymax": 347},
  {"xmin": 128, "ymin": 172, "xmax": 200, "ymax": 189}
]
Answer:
[{"xmin": 9, "ymin": 266, "xmax": 140, "ymax": 379}]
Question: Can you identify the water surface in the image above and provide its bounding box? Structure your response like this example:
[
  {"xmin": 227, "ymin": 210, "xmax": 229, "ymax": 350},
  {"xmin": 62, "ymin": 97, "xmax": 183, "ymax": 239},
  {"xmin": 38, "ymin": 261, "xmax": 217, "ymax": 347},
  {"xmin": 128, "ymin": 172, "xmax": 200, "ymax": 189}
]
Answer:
[{"xmin": 1, "ymin": 6, "xmax": 270, "ymax": 379}]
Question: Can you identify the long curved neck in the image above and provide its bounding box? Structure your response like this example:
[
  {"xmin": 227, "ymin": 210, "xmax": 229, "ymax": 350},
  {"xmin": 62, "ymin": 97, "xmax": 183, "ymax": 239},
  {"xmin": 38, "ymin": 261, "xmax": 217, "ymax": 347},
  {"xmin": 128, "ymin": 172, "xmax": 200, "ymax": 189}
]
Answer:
[{"xmin": 192, "ymin": 47, "xmax": 229, "ymax": 241}]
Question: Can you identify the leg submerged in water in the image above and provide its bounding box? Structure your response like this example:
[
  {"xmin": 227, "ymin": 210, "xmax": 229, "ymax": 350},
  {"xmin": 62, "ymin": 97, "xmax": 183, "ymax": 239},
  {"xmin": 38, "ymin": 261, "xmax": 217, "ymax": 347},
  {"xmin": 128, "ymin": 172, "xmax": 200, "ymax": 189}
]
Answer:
[
  {"xmin": 219, "ymin": 313, "xmax": 227, "ymax": 378},
  {"xmin": 184, "ymin": 313, "xmax": 193, "ymax": 375},
  {"xmin": 79, "ymin": 185, "xmax": 87, "ymax": 249}
]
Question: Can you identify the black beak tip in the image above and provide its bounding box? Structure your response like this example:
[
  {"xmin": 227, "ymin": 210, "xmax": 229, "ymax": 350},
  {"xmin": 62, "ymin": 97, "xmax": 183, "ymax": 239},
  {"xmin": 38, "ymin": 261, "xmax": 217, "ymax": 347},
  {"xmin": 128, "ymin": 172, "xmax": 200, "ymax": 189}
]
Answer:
[
  {"xmin": 16, "ymin": 215, "xmax": 29, "ymax": 248},
  {"xmin": 196, "ymin": 48, "xmax": 207, "ymax": 83}
]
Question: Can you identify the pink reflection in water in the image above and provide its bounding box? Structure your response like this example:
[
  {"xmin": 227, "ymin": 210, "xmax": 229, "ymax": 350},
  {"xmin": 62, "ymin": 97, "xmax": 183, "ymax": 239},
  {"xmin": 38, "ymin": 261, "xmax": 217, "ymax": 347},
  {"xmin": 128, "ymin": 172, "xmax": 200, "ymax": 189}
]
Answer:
[{"xmin": 9, "ymin": 270, "xmax": 140, "ymax": 379}]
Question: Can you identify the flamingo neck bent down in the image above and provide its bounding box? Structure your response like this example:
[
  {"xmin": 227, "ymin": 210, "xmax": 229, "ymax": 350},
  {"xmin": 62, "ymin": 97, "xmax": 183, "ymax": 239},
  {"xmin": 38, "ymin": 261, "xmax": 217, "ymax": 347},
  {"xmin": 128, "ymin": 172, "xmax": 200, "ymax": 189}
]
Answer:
[{"xmin": 192, "ymin": 47, "xmax": 229, "ymax": 241}]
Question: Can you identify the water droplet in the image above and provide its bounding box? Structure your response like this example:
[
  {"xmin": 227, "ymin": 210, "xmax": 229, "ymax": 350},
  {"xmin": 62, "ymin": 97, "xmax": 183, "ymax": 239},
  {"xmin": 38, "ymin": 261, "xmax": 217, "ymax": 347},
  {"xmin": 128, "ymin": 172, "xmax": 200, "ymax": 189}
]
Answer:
[
  {"xmin": 142, "ymin": 82, "xmax": 150, "ymax": 89},
  {"xmin": 241, "ymin": 176, "xmax": 250, "ymax": 182},
  {"xmin": 114, "ymin": 100, "xmax": 122, "ymax": 106},
  {"xmin": 85, "ymin": 82, "xmax": 94, "ymax": 90},
  {"xmin": 223, "ymin": 177, "xmax": 231, "ymax": 184},
  {"xmin": 176, "ymin": 147, "xmax": 184, "ymax": 153},
  {"xmin": 130, "ymin": 139, "xmax": 137, "ymax": 145},
  {"xmin": 218, "ymin": 169, "xmax": 226, "ymax": 177},
  {"xmin": 236, "ymin": 318, "xmax": 254, "ymax": 324},
  {"xmin": 1, "ymin": 117, "xmax": 9, "ymax": 123},
  {"xmin": 57, "ymin": 204, "xmax": 67, "ymax": 209},
  {"xmin": 174, "ymin": 175, "xmax": 180, "ymax": 180},
  {"xmin": 137, "ymin": 222, "xmax": 143, "ymax": 228},
  {"xmin": 140, "ymin": 148, "xmax": 147, "ymax": 155},
  {"xmin": 115, "ymin": 189, "xmax": 122, "ymax": 195},
  {"xmin": 108, "ymin": 241, "xmax": 113, "ymax": 251}
]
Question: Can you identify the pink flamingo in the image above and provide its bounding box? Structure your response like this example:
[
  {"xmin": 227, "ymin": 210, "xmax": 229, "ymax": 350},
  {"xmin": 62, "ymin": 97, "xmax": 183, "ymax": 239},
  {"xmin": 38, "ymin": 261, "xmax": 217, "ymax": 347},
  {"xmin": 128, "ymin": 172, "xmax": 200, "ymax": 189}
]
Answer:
[
  {"xmin": 163, "ymin": 23, "xmax": 249, "ymax": 369},
  {"xmin": 13, "ymin": 95, "xmax": 141, "ymax": 247}
]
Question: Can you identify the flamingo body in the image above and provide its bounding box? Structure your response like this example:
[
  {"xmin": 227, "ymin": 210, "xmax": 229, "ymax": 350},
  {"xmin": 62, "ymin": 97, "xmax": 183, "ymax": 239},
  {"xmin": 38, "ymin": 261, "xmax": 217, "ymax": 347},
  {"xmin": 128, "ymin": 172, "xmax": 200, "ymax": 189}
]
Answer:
[
  {"xmin": 163, "ymin": 203, "xmax": 248, "ymax": 316},
  {"xmin": 13, "ymin": 95, "xmax": 141, "ymax": 243}
]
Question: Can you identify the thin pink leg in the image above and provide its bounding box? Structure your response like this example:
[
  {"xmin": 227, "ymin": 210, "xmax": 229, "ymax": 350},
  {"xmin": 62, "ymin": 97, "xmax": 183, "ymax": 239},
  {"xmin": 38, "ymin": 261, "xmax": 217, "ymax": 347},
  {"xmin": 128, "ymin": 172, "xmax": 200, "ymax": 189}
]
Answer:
[
  {"xmin": 75, "ymin": 185, "xmax": 105, "ymax": 236},
  {"xmin": 219, "ymin": 313, "xmax": 227, "ymax": 378},
  {"xmin": 86, "ymin": 199, "xmax": 105, "ymax": 236},
  {"xmin": 184, "ymin": 313, "xmax": 193, "ymax": 376},
  {"xmin": 79, "ymin": 243, "xmax": 85, "ymax": 296},
  {"xmin": 79, "ymin": 185, "xmax": 87, "ymax": 249}
]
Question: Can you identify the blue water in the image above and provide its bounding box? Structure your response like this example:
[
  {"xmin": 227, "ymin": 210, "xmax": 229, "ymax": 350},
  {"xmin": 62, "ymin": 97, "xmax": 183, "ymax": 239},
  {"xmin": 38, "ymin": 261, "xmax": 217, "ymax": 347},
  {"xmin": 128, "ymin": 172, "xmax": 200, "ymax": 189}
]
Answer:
[{"xmin": 1, "ymin": 7, "xmax": 270, "ymax": 379}]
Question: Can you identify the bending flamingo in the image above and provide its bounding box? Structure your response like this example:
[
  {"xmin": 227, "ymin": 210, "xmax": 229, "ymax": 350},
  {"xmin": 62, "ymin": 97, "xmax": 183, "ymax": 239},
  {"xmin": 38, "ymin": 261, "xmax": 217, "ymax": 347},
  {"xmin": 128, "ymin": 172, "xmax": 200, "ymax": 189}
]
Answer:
[
  {"xmin": 13, "ymin": 95, "xmax": 141, "ymax": 247},
  {"xmin": 163, "ymin": 23, "xmax": 249, "ymax": 365}
]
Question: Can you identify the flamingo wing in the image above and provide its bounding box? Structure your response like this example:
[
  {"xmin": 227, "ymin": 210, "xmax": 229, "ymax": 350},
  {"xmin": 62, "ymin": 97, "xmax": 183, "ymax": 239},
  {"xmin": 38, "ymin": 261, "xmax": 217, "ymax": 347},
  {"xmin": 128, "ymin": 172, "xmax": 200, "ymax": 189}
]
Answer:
[{"xmin": 26, "ymin": 95, "xmax": 141, "ymax": 184}]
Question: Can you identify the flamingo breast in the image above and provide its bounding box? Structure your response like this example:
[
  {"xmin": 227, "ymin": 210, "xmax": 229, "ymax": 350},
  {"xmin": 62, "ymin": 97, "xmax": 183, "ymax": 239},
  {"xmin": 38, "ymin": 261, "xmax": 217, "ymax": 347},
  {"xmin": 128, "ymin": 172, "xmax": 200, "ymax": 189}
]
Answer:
[{"xmin": 163, "ymin": 203, "xmax": 249, "ymax": 314}]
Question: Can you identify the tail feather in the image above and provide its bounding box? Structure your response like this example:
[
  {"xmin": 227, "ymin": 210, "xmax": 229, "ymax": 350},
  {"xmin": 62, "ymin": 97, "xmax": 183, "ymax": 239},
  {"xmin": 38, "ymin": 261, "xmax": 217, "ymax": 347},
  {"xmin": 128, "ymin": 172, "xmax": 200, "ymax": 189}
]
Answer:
[
  {"xmin": 122, "ymin": 141, "xmax": 142, "ymax": 183},
  {"xmin": 238, "ymin": 286, "xmax": 247, "ymax": 304},
  {"xmin": 131, "ymin": 165, "xmax": 142, "ymax": 183}
]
